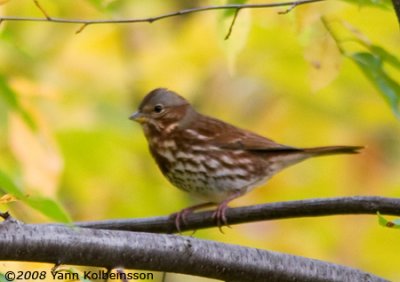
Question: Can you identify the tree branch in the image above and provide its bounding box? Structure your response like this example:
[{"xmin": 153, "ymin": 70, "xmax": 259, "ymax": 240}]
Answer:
[
  {"xmin": 75, "ymin": 196, "xmax": 400, "ymax": 233},
  {"xmin": 0, "ymin": 0, "xmax": 324, "ymax": 31},
  {"xmin": 392, "ymin": 0, "xmax": 400, "ymax": 26},
  {"xmin": 0, "ymin": 216, "xmax": 388, "ymax": 282}
]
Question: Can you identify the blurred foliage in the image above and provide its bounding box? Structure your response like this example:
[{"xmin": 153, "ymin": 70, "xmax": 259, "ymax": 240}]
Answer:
[
  {"xmin": 0, "ymin": 168, "xmax": 70, "ymax": 222},
  {"xmin": 323, "ymin": 18, "xmax": 400, "ymax": 116},
  {"xmin": 341, "ymin": 0, "xmax": 392, "ymax": 9},
  {"xmin": 0, "ymin": 76, "xmax": 36, "ymax": 129},
  {"xmin": 351, "ymin": 52, "xmax": 400, "ymax": 116},
  {"xmin": 378, "ymin": 212, "xmax": 400, "ymax": 228},
  {"xmin": 0, "ymin": 0, "xmax": 399, "ymax": 281}
]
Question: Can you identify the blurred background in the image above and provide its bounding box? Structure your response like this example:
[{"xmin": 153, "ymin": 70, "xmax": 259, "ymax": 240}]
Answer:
[{"xmin": 0, "ymin": 0, "xmax": 399, "ymax": 281}]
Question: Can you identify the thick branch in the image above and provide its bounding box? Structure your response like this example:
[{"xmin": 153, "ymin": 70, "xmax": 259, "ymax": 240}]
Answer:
[
  {"xmin": 0, "ymin": 0, "xmax": 323, "ymax": 27},
  {"xmin": 0, "ymin": 217, "xmax": 388, "ymax": 282},
  {"xmin": 75, "ymin": 196, "xmax": 400, "ymax": 233}
]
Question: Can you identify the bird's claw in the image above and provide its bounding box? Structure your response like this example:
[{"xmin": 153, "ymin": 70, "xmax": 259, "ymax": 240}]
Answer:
[
  {"xmin": 171, "ymin": 208, "xmax": 192, "ymax": 233},
  {"xmin": 212, "ymin": 203, "xmax": 231, "ymax": 233}
]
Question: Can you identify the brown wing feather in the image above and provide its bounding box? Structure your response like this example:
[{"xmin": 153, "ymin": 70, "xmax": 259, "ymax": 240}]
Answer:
[
  {"xmin": 181, "ymin": 113, "xmax": 363, "ymax": 156},
  {"xmin": 190, "ymin": 113, "xmax": 300, "ymax": 151}
]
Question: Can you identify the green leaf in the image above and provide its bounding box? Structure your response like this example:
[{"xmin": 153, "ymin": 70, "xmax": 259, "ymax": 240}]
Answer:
[
  {"xmin": 340, "ymin": 0, "xmax": 391, "ymax": 10},
  {"xmin": 87, "ymin": 0, "xmax": 104, "ymax": 9},
  {"xmin": 0, "ymin": 76, "xmax": 36, "ymax": 130},
  {"xmin": 0, "ymin": 170, "xmax": 71, "ymax": 223},
  {"xmin": 0, "ymin": 170, "xmax": 24, "ymax": 198},
  {"xmin": 368, "ymin": 45, "xmax": 400, "ymax": 70},
  {"xmin": 350, "ymin": 52, "xmax": 400, "ymax": 117},
  {"xmin": 0, "ymin": 274, "xmax": 8, "ymax": 282},
  {"xmin": 377, "ymin": 212, "xmax": 400, "ymax": 228},
  {"xmin": 222, "ymin": 0, "xmax": 248, "ymax": 17},
  {"xmin": 0, "ymin": 76, "xmax": 19, "ymax": 109},
  {"xmin": 87, "ymin": 0, "xmax": 126, "ymax": 13},
  {"xmin": 25, "ymin": 196, "xmax": 72, "ymax": 223}
]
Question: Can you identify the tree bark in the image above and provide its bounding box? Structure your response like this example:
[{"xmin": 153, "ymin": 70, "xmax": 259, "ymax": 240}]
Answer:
[{"xmin": 0, "ymin": 216, "xmax": 388, "ymax": 282}]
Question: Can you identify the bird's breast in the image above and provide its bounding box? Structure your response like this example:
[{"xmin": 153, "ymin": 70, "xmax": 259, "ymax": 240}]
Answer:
[{"xmin": 148, "ymin": 138, "xmax": 271, "ymax": 200}]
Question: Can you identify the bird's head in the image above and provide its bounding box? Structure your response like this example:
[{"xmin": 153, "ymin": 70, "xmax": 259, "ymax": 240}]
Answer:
[{"xmin": 130, "ymin": 88, "xmax": 192, "ymax": 135}]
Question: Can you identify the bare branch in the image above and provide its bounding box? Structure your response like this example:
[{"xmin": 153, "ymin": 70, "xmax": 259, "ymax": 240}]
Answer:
[
  {"xmin": 0, "ymin": 219, "xmax": 388, "ymax": 281},
  {"xmin": 75, "ymin": 196, "xmax": 400, "ymax": 234},
  {"xmin": 0, "ymin": 0, "xmax": 324, "ymax": 28}
]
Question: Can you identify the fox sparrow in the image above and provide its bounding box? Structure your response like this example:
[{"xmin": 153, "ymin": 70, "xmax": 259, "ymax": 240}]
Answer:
[{"xmin": 130, "ymin": 88, "xmax": 362, "ymax": 231}]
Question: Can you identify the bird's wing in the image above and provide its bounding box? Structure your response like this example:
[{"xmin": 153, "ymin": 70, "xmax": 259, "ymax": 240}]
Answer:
[
  {"xmin": 200, "ymin": 116, "xmax": 301, "ymax": 152},
  {"xmin": 212, "ymin": 131, "xmax": 301, "ymax": 152}
]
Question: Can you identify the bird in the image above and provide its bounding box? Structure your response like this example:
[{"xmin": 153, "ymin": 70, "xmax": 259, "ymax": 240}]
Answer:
[{"xmin": 130, "ymin": 88, "xmax": 363, "ymax": 231}]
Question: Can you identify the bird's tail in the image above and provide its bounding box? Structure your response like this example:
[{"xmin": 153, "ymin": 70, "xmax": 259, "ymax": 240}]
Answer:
[
  {"xmin": 262, "ymin": 145, "xmax": 363, "ymax": 176},
  {"xmin": 303, "ymin": 145, "xmax": 364, "ymax": 157}
]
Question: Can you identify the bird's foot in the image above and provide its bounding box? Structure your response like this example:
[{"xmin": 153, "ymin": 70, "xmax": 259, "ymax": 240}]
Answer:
[
  {"xmin": 170, "ymin": 208, "xmax": 192, "ymax": 233},
  {"xmin": 212, "ymin": 191, "xmax": 243, "ymax": 233},
  {"xmin": 212, "ymin": 202, "xmax": 232, "ymax": 234},
  {"xmin": 170, "ymin": 202, "xmax": 215, "ymax": 233}
]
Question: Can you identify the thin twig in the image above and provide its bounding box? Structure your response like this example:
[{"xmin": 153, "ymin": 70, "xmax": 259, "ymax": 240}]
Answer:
[
  {"xmin": 225, "ymin": 8, "xmax": 241, "ymax": 40},
  {"xmin": 75, "ymin": 23, "xmax": 89, "ymax": 34},
  {"xmin": 33, "ymin": 0, "xmax": 51, "ymax": 20},
  {"xmin": 0, "ymin": 0, "xmax": 325, "ymax": 28},
  {"xmin": 278, "ymin": 2, "xmax": 299, "ymax": 14},
  {"xmin": 321, "ymin": 17, "xmax": 346, "ymax": 55}
]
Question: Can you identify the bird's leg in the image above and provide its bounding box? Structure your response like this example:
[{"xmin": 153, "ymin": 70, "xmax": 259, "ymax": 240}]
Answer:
[
  {"xmin": 212, "ymin": 191, "xmax": 243, "ymax": 233},
  {"xmin": 171, "ymin": 202, "xmax": 215, "ymax": 233}
]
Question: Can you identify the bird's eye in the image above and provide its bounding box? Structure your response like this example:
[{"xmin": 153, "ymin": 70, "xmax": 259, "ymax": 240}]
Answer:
[{"xmin": 153, "ymin": 104, "xmax": 164, "ymax": 113}]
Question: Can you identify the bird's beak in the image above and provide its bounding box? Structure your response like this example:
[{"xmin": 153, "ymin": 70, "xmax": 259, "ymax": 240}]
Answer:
[{"xmin": 129, "ymin": 111, "xmax": 147, "ymax": 123}]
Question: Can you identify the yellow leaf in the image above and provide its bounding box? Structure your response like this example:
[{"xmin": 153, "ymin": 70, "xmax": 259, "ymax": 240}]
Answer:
[
  {"xmin": 0, "ymin": 194, "xmax": 18, "ymax": 204},
  {"xmin": 218, "ymin": 8, "xmax": 251, "ymax": 74},
  {"xmin": 8, "ymin": 110, "xmax": 63, "ymax": 197},
  {"xmin": 295, "ymin": 5, "xmax": 344, "ymax": 92},
  {"xmin": 306, "ymin": 26, "xmax": 342, "ymax": 91}
]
